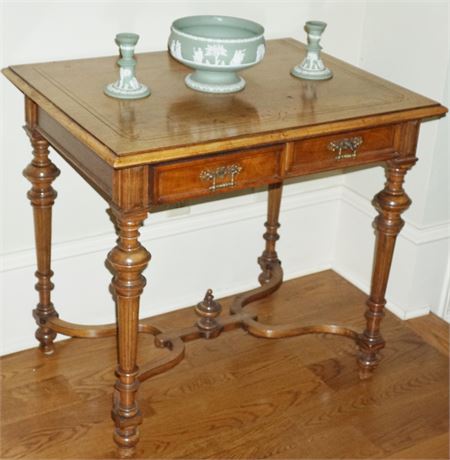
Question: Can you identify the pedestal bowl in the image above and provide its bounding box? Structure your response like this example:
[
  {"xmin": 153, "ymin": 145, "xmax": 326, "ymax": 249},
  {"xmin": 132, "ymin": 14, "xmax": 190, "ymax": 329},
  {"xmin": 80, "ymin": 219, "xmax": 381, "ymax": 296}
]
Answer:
[{"xmin": 168, "ymin": 15, "xmax": 265, "ymax": 94}]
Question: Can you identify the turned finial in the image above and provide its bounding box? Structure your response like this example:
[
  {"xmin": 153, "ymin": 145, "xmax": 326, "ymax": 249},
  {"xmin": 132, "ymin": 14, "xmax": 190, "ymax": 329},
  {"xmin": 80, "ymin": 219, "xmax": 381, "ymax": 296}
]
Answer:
[{"xmin": 195, "ymin": 289, "xmax": 222, "ymax": 333}]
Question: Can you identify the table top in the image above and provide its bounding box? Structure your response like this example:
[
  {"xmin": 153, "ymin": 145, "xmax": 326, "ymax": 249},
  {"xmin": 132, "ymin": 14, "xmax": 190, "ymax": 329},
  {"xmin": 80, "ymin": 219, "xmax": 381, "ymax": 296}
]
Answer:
[{"xmin": 3, "ymin": 38, "xmax": 446, "ymax": 167}]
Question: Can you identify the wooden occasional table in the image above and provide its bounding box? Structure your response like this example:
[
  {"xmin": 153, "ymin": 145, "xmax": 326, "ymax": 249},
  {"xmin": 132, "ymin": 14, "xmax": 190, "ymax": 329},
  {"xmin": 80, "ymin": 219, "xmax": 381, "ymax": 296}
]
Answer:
[{"xmin": 3, "ymin": 39, "xmax": 447, "ymax": 457}]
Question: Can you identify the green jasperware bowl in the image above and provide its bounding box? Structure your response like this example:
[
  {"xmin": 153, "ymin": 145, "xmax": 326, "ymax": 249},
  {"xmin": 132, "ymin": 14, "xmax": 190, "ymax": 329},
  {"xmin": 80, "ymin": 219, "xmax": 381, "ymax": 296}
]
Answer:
[{"xmin": 168, "ymin": 15, "xmax": 265, "ymax": 94}]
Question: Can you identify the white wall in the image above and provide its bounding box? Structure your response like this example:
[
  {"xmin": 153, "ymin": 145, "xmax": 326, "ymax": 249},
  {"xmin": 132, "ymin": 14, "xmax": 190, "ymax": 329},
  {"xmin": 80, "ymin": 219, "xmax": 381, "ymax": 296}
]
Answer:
[
  {"xmin": 334, "ymin": 1, "xmax": 450, "ymax": 320},
  {"xmin": 0, "ymin": 1, "xmax": 448, "ymax": 355}
]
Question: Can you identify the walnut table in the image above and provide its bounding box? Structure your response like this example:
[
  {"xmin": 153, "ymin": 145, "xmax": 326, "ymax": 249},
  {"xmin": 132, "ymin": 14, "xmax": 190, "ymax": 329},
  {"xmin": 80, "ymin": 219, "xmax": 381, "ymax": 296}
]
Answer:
[{"xmin": 3, "ymin": 39, "xmax": 447, "ymax": 457}]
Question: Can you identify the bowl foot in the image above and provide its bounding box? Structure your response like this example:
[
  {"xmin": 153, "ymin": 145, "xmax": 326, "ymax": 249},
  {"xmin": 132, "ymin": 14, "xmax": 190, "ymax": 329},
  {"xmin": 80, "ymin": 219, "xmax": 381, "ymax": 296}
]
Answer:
[{"xmin": 185, "ymin": 71, "xmax": 245, "ymax": 94}]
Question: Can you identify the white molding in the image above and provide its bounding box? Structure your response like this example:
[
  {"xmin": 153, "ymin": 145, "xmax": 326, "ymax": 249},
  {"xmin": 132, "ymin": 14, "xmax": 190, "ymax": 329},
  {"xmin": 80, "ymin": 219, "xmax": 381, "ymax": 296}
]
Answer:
[
  {"xmin": 1, "ymin": 185, "xmax": 340, "ymax": 273},
  {"xmin": 340, "ymin": 185, "xmax": 450, "ymax": 245},
  {"xmin": 3, "ymin": 182, "xmax": 448, "ymax": 357},
  {"xmin": 1, "ymin": 182, "xmax": 340, "ymax": 356},
  {"xmin": 0, "ymin": 262, "xmax": 332, "ymax": 357},
  {"xmin": 331, "ymin": 265, "xmax": 430, "ymax": 320},
  {"xmin": 4, "ymin": 183, "xmax": 447, "ymax": 274},
  {"xmin": 337, "ymin": 185, "xmax": 450, "ymax": 322},
  {"xmin": 439, "ymin": 260, "xmax": 450, "ymax": 321}
]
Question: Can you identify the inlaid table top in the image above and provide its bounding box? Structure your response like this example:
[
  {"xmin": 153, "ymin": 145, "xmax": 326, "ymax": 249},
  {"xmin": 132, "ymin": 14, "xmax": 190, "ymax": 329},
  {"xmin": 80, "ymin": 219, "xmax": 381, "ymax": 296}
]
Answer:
[{"xmin": 3, "ymin": 38, "xmax": 446, "ymax": 168}]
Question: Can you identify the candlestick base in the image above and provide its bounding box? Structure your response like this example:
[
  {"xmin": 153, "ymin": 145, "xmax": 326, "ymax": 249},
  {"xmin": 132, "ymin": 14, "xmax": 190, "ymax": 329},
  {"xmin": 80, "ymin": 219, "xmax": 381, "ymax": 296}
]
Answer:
[
  {"xmin": 291, "ymin": 61, "xmax": 332, "ymax": 81},
  {"xmin": 104, "ymin": 82, "xmax": 151, "ymax": 100}
]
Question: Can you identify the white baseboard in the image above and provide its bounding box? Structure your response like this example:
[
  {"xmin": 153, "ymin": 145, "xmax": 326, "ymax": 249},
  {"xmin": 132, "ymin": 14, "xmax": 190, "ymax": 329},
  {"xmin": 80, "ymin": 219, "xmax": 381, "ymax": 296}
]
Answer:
[
  {"xmin": 0, "ymin": 183, "xmax": 339, "ymax": 356},
  {"xmin": 336, "ymin": 185, "xmax": 450, "ymax": 322},
  {"xmin": 1, "ymin": 263, "xmax": 333, "ymax": 357},
  {"xmin": 439, "ymin": 260, "xmax": 450, "ymax": 321},
  {"xmin": 2, "ymin": 181, "xmax": 448, "ymax": 356},
  {"xmin": 1, "ymin": 185, "xmax": 340, "ymax": 273},
  {"xmin": 331, "ymin": 265, "xmax": 431, "ymax": 320},
  {"xmin": 340, "ymin": 186, "xmax": 450, "ymax": 245}
]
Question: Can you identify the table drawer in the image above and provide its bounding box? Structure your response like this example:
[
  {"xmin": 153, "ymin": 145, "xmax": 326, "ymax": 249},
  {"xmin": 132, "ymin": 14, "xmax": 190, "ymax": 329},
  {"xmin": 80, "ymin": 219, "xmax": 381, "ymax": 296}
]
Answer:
[
  {"xmin": 287, "ymin": 125, "xmax": 400, "ymax": 176},
  {"xmin": 150, "ymin": 145, "xmax": 283, "ymax": 204}
]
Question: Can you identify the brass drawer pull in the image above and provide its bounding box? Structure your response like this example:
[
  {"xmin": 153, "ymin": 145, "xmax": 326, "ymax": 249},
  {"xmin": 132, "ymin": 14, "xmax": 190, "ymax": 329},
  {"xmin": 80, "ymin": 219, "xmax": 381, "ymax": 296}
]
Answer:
[
  {"xmin": 328, "ymin": 136, "xmax": 363, "ymax": 160},
  {"xmin": 200, "ymin": 164, "xmax": 242, "ymax": 192}
]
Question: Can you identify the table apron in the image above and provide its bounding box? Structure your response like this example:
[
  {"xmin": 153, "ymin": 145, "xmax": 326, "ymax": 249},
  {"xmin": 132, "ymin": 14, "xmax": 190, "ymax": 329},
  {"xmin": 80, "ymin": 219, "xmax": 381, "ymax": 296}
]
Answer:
[
  {"xmin": 37, "ymin": 109, "xmax": 403, "ymax": 207},
  {"xmin": 147, "ymin": 123, "xmax": 401, "ymax": 204}
]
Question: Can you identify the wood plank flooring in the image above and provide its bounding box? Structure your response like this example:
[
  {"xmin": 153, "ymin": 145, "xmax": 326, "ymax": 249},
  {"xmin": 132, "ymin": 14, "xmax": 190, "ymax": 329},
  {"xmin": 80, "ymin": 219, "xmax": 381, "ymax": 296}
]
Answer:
[{"xmin": 1, "ymin": 270, "xmax": 448, "ymax": 459}]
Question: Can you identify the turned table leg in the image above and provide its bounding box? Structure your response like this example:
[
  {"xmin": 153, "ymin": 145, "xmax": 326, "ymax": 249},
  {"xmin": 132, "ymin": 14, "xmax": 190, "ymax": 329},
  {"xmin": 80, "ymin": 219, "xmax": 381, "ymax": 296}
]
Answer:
[
  {"xmin": 358, "ymin": 158, "xmax": 416, "ymax": 379},
  {"xmin": 107, "ymin": 208, "xmax": 150, "ymax": 458},
  {"xmin": 258, "ymin": 182, "xmax": 283, "ymax": 284},
  {"xmin": 23, "ymin": 113, "xmax": 60, "ymax": 355}
]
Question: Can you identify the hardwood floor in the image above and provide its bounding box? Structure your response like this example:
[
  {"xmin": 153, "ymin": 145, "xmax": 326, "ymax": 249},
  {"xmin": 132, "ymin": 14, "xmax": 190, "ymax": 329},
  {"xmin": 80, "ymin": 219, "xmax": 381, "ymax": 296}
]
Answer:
[
  {"xmin": 1, "ymin": 270, "xmax": 448, "ymax": 459},
  {"xmin": 406, "ymin": 313, "xmax": 449, "ymax": 357}
]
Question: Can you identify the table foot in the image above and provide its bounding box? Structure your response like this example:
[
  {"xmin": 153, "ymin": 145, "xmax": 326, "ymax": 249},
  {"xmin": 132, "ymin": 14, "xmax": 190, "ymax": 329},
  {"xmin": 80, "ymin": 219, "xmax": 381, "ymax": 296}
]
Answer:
[
  {"xmin": 358, "ymin": 338, "xmax": 382, "ymax": 379},
  {"xmin": 114, "ymin": 426, "xmax": 139, "ymax": 458},
  {"xmin": 37, "ymin": 336, "xmax": 56, "ymax": 355},
  {"xmin": 357, "ymin": 314, "xmax": 385, "ymax": 380},
  {"xmin": 111, "ymin": 368, "xmax": 142, "ymax": 455},
  {"xmin": 117, "ymin": 446, "xmax": 136, "ymax": 459},
  {"xmin": 358, "ymin": 363, "xmax": 376, "ymax": 380},
  {"xmin": 114, "ymin": 428, "xmax": 139, "ymax": 458}
]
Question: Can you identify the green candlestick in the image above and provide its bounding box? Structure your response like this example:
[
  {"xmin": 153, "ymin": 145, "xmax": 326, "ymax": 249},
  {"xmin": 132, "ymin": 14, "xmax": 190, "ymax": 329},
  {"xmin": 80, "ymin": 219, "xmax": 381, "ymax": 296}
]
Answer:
[
  {"xmin": 291, "ymin": 21, "xmax": 332, "ymax": 80},
  {"xmin": 105, "ymin": 32, "xmax": 150, "ymax": 100}
]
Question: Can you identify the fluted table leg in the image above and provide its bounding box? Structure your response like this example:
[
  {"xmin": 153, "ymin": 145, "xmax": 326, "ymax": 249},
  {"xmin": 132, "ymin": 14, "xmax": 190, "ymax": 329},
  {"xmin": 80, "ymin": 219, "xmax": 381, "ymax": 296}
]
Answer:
[
  {"xmin": 358, "ymin": 157, "xmax": 417, "ymax": 379},
  {"xmin": 23, "ymin": 98, "xmax": 60, "ymax": 355},
  {"xmin": 107, "ymin": 208, "xmax": 150, "ymax": 458}
]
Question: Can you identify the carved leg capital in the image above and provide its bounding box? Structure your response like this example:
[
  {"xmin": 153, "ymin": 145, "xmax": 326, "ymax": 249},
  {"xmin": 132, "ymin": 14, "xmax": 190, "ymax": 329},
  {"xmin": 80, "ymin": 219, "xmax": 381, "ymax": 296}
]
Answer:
[
  {"xmin": 23, "ymin": 128, "xmax": 60, "ymax": 354},
  {"xmin": 107, "ymin": 208, "xmax": 150, "ymax": 458},
  {"xmin": 358, "ymin": 158, "xmax": 416, "ymax": 379}
]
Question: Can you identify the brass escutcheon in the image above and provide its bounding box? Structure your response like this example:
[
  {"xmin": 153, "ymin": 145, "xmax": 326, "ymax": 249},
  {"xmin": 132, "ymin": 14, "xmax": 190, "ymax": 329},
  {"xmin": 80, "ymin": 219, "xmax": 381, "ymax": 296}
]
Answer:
[
  {"xmin": 200, "ymin": 164, "xmax": 243, "ymax": 191},
  {"xmin": 328, "ymin": 136, "xmax": 363, "ymax": 160}
]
